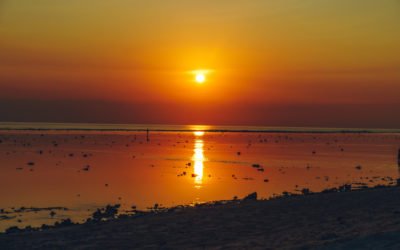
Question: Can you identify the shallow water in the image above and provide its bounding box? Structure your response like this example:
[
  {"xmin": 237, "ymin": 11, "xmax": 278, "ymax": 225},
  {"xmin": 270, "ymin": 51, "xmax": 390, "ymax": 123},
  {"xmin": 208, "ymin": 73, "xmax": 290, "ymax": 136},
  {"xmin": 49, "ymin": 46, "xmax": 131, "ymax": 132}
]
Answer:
[{"xmin": 0, "ymin": 130, "xmax": 399, "ymax": 231}]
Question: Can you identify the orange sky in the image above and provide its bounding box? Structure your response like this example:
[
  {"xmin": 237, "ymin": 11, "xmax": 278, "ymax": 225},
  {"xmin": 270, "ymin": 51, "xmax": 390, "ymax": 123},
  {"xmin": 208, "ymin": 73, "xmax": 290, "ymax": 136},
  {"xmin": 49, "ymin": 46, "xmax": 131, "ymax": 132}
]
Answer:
[{"xmin": 0, "ymin": 1, "xmax": 399, "ymax": 128}]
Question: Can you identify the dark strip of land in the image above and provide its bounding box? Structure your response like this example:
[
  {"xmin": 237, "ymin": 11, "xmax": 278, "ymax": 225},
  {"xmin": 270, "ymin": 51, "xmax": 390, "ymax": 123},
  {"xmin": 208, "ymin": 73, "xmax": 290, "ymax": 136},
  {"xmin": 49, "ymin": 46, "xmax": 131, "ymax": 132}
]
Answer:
[{"xmin": 2, "ymin": 187, "xmax": 400, "ymax": 249}]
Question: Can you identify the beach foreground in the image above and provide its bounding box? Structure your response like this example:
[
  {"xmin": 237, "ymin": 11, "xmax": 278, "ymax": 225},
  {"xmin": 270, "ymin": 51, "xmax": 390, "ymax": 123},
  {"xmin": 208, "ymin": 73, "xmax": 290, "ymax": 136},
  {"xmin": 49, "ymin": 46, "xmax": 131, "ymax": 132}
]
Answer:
[{"xmin": 2, "ymin": 187, "xmax": 400, "ymax": 249}]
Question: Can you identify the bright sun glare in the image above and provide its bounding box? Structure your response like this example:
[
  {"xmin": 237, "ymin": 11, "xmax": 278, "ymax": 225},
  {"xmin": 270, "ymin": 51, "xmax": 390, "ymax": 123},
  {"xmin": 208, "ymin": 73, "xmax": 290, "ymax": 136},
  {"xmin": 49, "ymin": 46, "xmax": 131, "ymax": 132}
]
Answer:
[{"xmin": 195, "ymin": 73, "xmax": 206, "ymax": 84}]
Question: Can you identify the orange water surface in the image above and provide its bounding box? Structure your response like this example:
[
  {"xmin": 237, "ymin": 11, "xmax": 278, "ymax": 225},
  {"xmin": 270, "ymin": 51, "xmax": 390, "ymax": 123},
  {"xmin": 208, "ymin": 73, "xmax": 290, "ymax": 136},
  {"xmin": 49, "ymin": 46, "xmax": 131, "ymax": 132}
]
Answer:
[{"xmin": 0, "ymin": 130, "xmax": 399, "ymax": 231}]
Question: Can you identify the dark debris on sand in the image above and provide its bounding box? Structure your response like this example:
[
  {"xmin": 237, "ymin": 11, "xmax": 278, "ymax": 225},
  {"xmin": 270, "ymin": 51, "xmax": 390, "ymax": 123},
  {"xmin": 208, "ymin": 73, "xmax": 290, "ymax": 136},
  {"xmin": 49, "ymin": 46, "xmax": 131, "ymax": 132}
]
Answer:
[{"xmin": 3, "ymin": 187, "xmax": 400, "ymax": 249}]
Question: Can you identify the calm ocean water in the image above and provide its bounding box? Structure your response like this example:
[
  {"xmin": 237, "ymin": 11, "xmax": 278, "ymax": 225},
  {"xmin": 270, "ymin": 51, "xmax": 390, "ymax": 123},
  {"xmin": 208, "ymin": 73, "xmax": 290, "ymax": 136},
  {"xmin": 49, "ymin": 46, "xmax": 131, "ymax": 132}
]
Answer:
[{"xmin": 0, "ymin": 122, "xmax": 399, "ymax": 231}]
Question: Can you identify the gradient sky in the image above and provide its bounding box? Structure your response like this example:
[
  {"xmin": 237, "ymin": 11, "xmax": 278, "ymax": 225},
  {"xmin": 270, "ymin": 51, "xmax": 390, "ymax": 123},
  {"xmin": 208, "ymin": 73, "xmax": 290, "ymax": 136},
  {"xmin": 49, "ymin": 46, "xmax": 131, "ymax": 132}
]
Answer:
[{"xmin": 0, "ymin": 0, "xmax": 399, "ymax": 128}]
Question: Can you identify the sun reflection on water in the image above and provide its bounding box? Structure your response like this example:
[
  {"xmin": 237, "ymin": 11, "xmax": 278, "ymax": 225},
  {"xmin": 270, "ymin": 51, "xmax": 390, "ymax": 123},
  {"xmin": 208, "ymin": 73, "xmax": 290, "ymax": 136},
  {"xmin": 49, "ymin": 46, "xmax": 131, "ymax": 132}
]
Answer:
[{"xmin": 192, "ymin": 131, "xmax": 205, "ymax": 188}]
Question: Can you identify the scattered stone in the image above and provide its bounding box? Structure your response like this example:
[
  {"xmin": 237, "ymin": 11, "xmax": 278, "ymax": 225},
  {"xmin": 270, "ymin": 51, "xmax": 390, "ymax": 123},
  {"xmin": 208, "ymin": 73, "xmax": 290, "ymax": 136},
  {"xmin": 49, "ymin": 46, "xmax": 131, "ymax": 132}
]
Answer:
[
  {"xmin": 92, "ymin": 204, "xmax": 120, "ymax": 221},
  {"xmin": 5, "ymin": 226, "xmax": 21, "ymax": 234},
  {"xmin": 301, "ymin": 188, "xmax": 311, "ymax": 195},
  {"xmin": 243, "ymin": 192, "xmax": 257, "ymax": 201}
]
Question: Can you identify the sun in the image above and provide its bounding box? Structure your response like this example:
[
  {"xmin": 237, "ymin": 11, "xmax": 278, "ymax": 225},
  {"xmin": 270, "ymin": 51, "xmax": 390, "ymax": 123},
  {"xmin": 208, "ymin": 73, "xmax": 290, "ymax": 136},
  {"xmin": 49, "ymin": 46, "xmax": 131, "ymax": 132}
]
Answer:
[
  {"xmin": 195, "ymin": 73, "xmax": 206, "ymax": 84},
  {"xmin": 190, "ymin": 69, "xmax": 212, "ymax": 84}
]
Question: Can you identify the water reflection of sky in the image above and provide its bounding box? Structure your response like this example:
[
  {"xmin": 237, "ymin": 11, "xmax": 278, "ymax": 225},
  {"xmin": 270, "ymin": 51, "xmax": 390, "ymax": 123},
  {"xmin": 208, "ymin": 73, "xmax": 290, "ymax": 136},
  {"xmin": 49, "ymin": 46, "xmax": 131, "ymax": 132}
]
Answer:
[{"xmin": 0, "ymin": 131, "xmax": 398, "ymax": 232}]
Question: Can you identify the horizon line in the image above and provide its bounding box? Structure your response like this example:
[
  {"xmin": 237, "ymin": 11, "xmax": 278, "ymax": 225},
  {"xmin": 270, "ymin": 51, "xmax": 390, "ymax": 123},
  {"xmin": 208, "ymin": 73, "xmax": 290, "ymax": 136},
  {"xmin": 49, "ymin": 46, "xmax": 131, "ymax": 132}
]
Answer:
[{"xmin": 0, "ymin": 121, "xmax": 399, "ymax": 134}]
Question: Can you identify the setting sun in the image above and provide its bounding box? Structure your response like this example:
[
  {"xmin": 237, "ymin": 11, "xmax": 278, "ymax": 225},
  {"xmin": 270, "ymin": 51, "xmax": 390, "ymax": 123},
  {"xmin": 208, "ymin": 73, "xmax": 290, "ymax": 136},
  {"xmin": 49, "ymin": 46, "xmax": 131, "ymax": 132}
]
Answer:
[
  {"xmin": 192, "ymin": 70, "xmax": 212, "ymax": 84},
  {"xmin": 195, "ymin": 73, "xmax": 206, "ymax": 84}
]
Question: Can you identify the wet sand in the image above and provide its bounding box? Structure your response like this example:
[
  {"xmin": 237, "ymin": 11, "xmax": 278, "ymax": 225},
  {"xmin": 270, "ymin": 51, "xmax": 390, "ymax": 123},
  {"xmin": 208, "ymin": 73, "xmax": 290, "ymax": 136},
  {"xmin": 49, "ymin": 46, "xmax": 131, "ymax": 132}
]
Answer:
[{"xmin": 2, "ymin": 186, "xmax": 400, "ymax": 249}]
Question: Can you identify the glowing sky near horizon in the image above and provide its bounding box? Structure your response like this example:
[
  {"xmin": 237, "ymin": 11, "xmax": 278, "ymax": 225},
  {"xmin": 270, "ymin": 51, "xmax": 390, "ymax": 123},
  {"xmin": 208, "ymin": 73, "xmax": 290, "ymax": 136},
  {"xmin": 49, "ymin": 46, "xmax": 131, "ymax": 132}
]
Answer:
[{"xmin": 0, "ymin": 0, "xmax": 399, "ymax": 127}]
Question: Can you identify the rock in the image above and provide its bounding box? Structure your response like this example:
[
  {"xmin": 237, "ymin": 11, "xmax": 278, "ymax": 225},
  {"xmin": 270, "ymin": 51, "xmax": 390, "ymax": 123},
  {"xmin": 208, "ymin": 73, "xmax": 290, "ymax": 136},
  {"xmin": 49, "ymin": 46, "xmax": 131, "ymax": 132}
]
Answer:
[
  {"xmin": 243, "ymin": 192, "xmax": 257, "ymax": 201},
  {"xmin": 338, "ymin": 184, "xmax": 352, "ymax": 192},
  {"xmin": 5, "ymin": 226, "xmax": 21, "ymax": 234},
  {"xmin": 92, "ymin": 204, "xmax": 120, "ymax": 221},
  {"xmin": 301, "ymin": 188, "xmax": 311, "ymax": 195}
]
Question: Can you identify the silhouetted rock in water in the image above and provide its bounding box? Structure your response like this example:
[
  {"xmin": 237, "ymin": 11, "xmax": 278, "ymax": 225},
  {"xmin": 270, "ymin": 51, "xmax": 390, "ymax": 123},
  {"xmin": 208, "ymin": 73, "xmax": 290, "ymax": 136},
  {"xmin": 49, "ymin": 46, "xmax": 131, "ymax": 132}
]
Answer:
[
  {"xmin": 49, "ymin": 211, "xmax": 56, "ymax": 217},
  {"xmin": 92, "ymin": 204, "xmax": 120, "ymax": 221},
  {"xmin": 54, "ymin": 219, "xmax": 74, "ymax": 227},
  {"xmin": 5, "ymin": 226, "xmax": 20, "ymax": 234},
  {"xmin": 82, "ymin": 165, "xmax": 90, "ymax": 171},
  {"xmin": 322, "ymin": 184, "xmax": 352, "ymax": 193},
  {"xmin": 27, "ymin": 162, "xmax": 35, "ymax": 166},
  {"xmin": 339, "ymin": 184, "xmax": 352, "ymax": 192},
  {"xmin": 355, "ymin": 165, "xmax": 362, "ymax": 170},
  {"xmin": 191, "ymin": 173, "xmax": 197, "ymax": 178},
  {"xmin": 301, "ymin": 188, "xmax": 311, "ymax": 195},
  {"xmin": 252, "ymin": 164, "xmax": 261, "ymax": 169},
  {"xmin": 40, "ymin": 224, "xmax": 50, "ymax": 230},
  {"xmin": 237, "ymin": 151, "xmax": 241, "ymax": 156},
  {"xmin": 264, "ymin": 179, "xmax": 269, "ymax": 182},
  {"xmin": 243, "ymin": 192, "xmax": 257, "ymax": 201},
  {"xmin": 186, "ymin": 162, "xmax": 191, "ymax": 167}
]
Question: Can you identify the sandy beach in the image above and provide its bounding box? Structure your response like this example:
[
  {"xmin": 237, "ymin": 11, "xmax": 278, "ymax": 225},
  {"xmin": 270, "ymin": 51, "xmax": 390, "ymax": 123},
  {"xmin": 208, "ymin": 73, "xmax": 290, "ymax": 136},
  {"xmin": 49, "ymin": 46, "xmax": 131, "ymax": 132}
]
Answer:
[{"xmin": 1, "ymin": 186, "xmax": 400, "ymax": 249}]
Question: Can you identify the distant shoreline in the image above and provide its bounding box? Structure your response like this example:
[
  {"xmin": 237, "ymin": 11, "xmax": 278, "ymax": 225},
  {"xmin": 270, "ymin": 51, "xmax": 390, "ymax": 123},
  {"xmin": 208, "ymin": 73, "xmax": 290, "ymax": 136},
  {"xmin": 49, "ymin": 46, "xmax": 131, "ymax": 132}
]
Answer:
[{"xmin": 0, "ymin": 122, "xmax": 399, "ymax": 134}]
